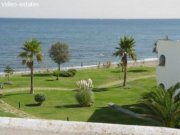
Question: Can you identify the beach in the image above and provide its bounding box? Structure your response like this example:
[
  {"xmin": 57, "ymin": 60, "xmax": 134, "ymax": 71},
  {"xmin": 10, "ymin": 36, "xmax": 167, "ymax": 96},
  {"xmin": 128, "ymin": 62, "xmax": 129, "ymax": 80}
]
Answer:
[{"xmin": 0, "ymin": 58, "xmax": 158, "ymax": 76}]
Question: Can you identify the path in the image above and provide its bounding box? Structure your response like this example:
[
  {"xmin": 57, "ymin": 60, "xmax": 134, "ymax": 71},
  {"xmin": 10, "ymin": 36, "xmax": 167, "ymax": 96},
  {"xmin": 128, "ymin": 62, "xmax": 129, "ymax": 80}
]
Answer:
[
  {"xmin": 0, "ymin": 99, "xmax": 36, "ymax": 118},
  {"xmin": 4, "ymin": 75, "xmax": 155, "ymax": 93},
  {"xmin": 0, "ymin": 74, "xmax": 155, "ymax": 118},
  {"xmin": 4, "ymin": 87, "xmax": 73, "ymax": 93},
  {"xmin": 98, "ymin": 75, "xmax": 155, "ymax": 88}
]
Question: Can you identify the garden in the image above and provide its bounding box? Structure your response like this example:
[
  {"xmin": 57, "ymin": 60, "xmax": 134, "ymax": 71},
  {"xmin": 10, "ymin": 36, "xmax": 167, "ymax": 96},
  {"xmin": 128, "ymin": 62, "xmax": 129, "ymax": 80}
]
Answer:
[
  {"xmin": 0, "ymin": 37, "xmax": 179, "ymax": 128},
  {"xmin": 0, "ymin": 66, "xmax": 157, "ymax": 126}
]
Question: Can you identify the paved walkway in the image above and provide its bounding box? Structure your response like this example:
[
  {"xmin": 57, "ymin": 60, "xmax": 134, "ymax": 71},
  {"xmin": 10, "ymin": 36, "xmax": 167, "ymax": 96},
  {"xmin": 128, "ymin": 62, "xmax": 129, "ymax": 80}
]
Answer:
[
  {"xmin": 4, "ymin": 87, "xmax": 73, "ymax": 93},
  {"xmin": 0, "ymin": 99, "xmax": 36, "ymax": 118},
  {"xmin": 98, "ymin": 75, "xmax": 155, "ymax": 88}
]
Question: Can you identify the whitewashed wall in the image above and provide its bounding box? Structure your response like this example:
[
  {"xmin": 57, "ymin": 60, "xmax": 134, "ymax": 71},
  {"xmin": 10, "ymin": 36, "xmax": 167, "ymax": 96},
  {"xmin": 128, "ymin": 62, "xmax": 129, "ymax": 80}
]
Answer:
[{"xmin": 156, "ymin": 40, "xmax": 180, "ymax": 89}]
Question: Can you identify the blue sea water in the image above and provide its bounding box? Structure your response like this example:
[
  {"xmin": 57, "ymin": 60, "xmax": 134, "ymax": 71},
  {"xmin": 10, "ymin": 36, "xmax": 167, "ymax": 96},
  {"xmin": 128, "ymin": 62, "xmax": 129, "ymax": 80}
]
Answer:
[{"xmin": 0, "ymin": 18, "xmax": 180, "ymax": 72}]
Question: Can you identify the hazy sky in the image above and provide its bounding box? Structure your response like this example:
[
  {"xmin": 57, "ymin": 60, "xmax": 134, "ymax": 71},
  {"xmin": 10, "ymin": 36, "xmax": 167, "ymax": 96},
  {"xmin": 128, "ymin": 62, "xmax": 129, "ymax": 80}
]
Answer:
[{"xmin": 0, "ymin": 0, "xmax": 180, "ymax": 19}]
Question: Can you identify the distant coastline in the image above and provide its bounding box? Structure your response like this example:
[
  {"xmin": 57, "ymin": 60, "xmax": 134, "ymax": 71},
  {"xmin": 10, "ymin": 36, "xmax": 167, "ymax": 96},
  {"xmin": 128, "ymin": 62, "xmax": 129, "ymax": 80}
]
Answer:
[
  {"xmin": 1, "ymin": 18, "xmax": 179, "ymax": 72},
  {"xmin": 0, "ymin": 58, "xmax": 158, "ymax": 76}
]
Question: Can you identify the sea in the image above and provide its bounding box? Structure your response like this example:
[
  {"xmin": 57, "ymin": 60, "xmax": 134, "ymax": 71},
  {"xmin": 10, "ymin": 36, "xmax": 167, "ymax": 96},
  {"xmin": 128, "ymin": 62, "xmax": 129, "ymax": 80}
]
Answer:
[{"xmin": 0, "ymin": 18, "xmax": 180, "ymax": 72}]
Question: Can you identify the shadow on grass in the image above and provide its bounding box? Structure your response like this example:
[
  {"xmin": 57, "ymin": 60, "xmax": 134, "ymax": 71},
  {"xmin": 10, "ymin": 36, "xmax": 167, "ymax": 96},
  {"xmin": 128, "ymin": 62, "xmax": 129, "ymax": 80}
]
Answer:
[
  {"xmin": 87, "ymin": 106, "xmax": 158, "ymax": 126},
  {"xmin": 25, "ymin": 103, "xmax": 40, "ymax": 107},
  {"xmin": 55, "ymin": 104, "xmax": 82, "ymax": 108},
  {"xmin": 45, "ymin": 79, "xmax": 56, "ymax": 82},
  {"xmin": 108, "ymin": 85, "xmax": 132, "ymax": 90},
  {"xmin": 111, "ymin": 70, "xmax": 121, "ymax": 73},
  {"xmin": 93, "ymin": 88, "xmax": 109, "ymax": 92},
  {"xmin": 3, "ymin": 92, "xmax": 28, "ymax": 98},
  {"xmin": 128, "ymin": 69, "xmax": 148, "ymax": 73},
  {"xmin": 121, "ymin": 103, "xmax": 145, "ymax": 114}
]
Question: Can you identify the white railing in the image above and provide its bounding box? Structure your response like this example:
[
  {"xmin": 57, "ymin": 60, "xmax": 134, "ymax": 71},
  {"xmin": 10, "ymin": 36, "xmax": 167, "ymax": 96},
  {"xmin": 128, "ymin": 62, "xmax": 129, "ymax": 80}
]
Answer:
[{"xmin": 0, "ymin": 117, "xmax": 179, "ymax": 135}]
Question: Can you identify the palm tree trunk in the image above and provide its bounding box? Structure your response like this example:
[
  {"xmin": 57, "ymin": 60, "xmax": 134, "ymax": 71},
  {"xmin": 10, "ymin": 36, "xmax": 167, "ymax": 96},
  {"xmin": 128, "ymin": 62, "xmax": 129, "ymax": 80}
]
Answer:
[
  {"xmin": 123, "ymin": 63, "xmax": 127, "ymax": 86},
  {"xmin": 30, "ymin": 62, "xmax": 34, "ymax": 94},
  {"xmin": 123, "ymin": 54, "xmax": 127, "ymax": 87}
]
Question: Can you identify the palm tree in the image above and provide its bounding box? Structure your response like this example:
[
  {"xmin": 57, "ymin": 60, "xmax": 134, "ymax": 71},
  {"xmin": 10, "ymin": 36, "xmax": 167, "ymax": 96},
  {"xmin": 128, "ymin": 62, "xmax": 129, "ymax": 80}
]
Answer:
[
  {"xmin": 4, "ymin": 65, "xmax": 14, "ymax": 81},
  {"xmin": 139, "ymin": 83, "xmax": 180, "ymax": 128},
  {"xmin": 19, "ymin": 39, "xmax": 43, "ymax": 94},
  {"xmin": 113, "ymin": 36, "xmax": 136, "ymax": 86}
]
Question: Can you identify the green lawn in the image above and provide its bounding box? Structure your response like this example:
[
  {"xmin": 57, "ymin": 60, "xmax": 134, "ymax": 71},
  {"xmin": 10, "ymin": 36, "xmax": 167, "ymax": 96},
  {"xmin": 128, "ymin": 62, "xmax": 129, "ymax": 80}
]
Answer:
[
  {"xmin": 0, "ymin": 66, "xmax": 159, "ymax": 126},
  {"xmin": 0, "ymin": 110, "xmax": 16, "ymax": 117},
  {"xmin": 0, "ymin": 66, "xmax": 155, "ymax": 90}
]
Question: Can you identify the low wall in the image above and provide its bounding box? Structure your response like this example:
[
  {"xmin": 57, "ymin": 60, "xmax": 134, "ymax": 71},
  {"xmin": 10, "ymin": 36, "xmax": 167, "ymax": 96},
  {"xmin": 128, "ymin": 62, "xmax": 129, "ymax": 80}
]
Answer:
[{"xmin": 0, "ymin": 117, "xmax": 179, "ymax": 135}]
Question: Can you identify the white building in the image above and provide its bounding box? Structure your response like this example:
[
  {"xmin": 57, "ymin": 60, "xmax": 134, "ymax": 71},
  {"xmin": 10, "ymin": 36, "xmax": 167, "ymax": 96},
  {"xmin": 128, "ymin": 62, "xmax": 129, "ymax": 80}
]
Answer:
[{"xmin": 156, "ymin": 40, "xmax": 180, "ymax": 89}]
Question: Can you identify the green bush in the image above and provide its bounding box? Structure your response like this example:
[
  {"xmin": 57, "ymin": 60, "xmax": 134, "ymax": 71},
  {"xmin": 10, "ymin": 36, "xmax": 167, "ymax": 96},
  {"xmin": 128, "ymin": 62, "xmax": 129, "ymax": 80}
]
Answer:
[
  {"xmin": 53, "ymin": 69, "xmax": 77, "ymax": 78},
  {"xmin": 53, "ymin": 70, "xmax": 60, "ymax": 76},
  {"xmin": 68, "ymin": 69, "xmax": 77, "ymax": 75},
  {"xmin": 34, "ymin": 94, "xmax": 46, "ymax": 105},
  {"xmin": 52, "ymin": 70, "xmax": 60, "ymax": 80},
  {"xmin": 60, "ymin": 71, "xmax": 72, "ymax": 77},
  {"xmin": 75, "ymin": 90, "xmax": 94, "ymax": 107},
  {"xmin": 60, "ymin": 69, "xmax": 77, "ymax": 77}
]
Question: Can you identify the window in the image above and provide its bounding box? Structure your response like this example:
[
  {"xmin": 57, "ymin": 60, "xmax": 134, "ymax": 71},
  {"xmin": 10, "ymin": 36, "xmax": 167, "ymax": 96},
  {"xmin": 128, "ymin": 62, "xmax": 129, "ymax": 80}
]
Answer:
[
  {"xmin": 159, "ymin": 83, "xmax": 165, "ymax": 89},
  {"xmin": 159, "ymin": 55, "xmax": 165, "ymax": 66}
]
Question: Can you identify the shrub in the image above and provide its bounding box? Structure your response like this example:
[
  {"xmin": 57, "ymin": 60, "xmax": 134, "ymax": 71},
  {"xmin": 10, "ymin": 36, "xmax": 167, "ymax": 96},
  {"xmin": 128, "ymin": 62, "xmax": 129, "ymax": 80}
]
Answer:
[
  {"xmin": 76, "ymin": 90, "xmax": 94, "ymax": 107},
  {"xmin": 59, "ymin": 69, "xmax": 77, "ymax": 77},
  {"xmin": 68, "ymin": 69, "xmax": 77, "ymax": 75},
  {"xmin": 53, "ymin": 70, "xmax": 60, "ymax": 80},
  {"xmin": 75, "ymin": 78, "xmax": 94, "ymax": 107},
  {"xmin": 60, "ymin": 71, "xmax": 72, "ymax": 77},
  {"xmin": 34, "ymin": 94, "xmax": 46, "ymax": 105},
  {"xmin": 53, "ymin": 69, "xmax": 77, "ymax": 78},
  {"xmin": 76, "ymin": 79, "xmax": 93, "ymax": 90}
]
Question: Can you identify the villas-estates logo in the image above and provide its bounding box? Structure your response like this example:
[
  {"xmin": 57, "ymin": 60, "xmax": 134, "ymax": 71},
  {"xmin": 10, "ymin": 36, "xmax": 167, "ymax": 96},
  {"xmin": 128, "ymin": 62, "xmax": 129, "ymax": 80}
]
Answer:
[{"xmin": 1, "ymin": 1, "xmax": 39, "ymax": 8}]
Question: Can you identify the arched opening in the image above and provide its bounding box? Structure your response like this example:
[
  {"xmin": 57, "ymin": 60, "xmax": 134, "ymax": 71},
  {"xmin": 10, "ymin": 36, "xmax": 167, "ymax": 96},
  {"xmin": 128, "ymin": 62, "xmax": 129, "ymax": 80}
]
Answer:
[
  {"xmin": 159, "ymin": 55, "xmax": 165, "ymax": 66},
  {"xmin": 159, "ymin": 83, "xmax": 165, "ymax": 89}
]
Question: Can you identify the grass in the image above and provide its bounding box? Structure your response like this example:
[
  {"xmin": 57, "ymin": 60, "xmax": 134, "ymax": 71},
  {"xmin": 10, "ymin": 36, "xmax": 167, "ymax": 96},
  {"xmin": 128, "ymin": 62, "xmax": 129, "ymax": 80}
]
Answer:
[
  {"xmin": 0, "ymin": 66, "xmax": 155, "ymax": 90},
  {"xmin": 0, "ymin": 66, "xmax": 159, "ymax": 126},
  {"xmin": 0, "ymin": 110, "xmax": 16, "ymax": 117}
]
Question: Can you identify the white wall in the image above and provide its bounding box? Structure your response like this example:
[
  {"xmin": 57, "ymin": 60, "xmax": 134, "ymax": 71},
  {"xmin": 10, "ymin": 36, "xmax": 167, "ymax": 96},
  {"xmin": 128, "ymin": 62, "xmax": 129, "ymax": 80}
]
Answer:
[
  {"xmin": 0, "ymin": 117, "xmax": 180, "ymax": 135},
  {"xmin": 156, "ymin": 40, "xmax": 180, "ymax": 89}
]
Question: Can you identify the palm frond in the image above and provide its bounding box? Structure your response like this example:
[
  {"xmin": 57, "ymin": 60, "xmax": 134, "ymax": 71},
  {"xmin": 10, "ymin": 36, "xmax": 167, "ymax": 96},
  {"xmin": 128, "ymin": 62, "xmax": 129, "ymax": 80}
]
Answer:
[
  {"xmin": 139, "ymin": 83, "xmax": 180, "ymax": 127},
  {"xmin": 113, "ymin": 35, "xmax": 136, "ymax": 62},
  {"xmin": 36, "ymin": 53, "xmax": 43, "ymax": 62}
]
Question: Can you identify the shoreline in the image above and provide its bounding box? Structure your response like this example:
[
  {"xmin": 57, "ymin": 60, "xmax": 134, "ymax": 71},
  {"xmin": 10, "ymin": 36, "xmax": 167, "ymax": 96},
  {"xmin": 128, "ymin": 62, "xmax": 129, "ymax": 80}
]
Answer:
[{"xmin": 0, "ymin": 58, "xmax": 158, "ymax": 76}]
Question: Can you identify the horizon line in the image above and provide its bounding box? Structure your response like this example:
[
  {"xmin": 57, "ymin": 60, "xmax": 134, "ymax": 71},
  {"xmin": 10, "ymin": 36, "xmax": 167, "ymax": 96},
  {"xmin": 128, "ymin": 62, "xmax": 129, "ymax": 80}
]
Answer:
[{"xmin": 1, "ymin": 17, "xmax": 180, "ymax": 20}]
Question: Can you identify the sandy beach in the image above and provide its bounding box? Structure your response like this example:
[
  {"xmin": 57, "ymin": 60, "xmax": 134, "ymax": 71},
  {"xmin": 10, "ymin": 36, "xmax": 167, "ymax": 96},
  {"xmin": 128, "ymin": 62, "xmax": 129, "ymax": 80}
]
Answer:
[{"xmin": 0, "ymin": 58, "xmax": 158, "ymax": 76}]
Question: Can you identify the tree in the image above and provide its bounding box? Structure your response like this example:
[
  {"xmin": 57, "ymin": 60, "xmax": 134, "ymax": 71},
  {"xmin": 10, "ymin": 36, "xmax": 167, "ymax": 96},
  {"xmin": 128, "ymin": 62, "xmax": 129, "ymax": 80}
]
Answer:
[
  {"xmin": 19, "ymin": 39, "xmax": 43, "ymax": 94},
  {"xmin": 113, "ymin": 36, "xmax": 136, "ymax": 86},
  {"xmin": 49, "ymin": 42, "xmax": 70, "ymax": 80},
  {"xmin": 4, "ymin": 65, "xmax": 14, "ymax": 81},
  {"xmin": 139, "ymin": 83, "xmax": 180, "ymax": 128}
]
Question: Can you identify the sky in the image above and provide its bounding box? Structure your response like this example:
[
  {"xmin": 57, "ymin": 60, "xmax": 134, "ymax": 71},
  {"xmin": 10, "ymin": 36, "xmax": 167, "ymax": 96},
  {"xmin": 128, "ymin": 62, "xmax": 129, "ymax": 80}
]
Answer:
[{"xmin": 0, "ymin": 0, "xmax": 180, "ymax": 19}]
